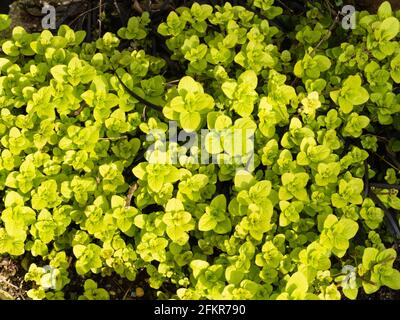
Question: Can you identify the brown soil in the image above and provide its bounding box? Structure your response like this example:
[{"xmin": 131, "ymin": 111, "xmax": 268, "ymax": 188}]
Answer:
[
  {"xmin": 0, "ymin": 256, "xmax": 29, "ymax": 300},
  {"xmin": 0, "ymin": 254, "xmax": 158, "ymax": 300}
]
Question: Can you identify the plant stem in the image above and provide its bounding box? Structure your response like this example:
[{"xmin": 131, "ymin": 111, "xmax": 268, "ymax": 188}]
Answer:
[
  {"xmin": 358, "ymin": 275, "xmax": 377, "ymax": 286},
  {"xmin": 98, "ymin": 136, "xmax": 128, "ymax": 141},
  {"xmin": 371, "ymin": 151, "xmax": 399, "ymax": 171},
  {"xmin": 276, "ymin": 0, "xmax": 294, "ymax": 13},
  {"xmin": 368, "ymin": 188, "xmax": 400, "ymax": 239},
  {"xmin": 363, "ymin": 160, "xmax": 369, "ymax": 198},
  {"xmin": 112, "ymin": 68, "xmax": 165, "ymax": 114},
  {"xmin": 370, "ymin": 183, "xmax": 400, "ymax": 191},
  {"xmin": 310, "ymin": 13, "xmax": 340, "ymax": 56}
]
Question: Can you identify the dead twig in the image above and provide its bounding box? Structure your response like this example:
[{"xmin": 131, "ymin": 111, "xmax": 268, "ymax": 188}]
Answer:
[
  {"xmin": 98, "ymin": 0, "xmax": 103, "ymax": 38},
  {"xmin": 68, "ymin": 2, "xmax": 107, "ymax": 29},
  {"xmin": 142, "ymin": 106, "xmax": 147, "ymax": 121},
  {"xmin": 122, "ymin": 285, "xmax": 133, "ymax": 300},
  {"xmin": 70, "ymin": 103, "xmax": 87, "ymax": 117},
  {"xmin": 0, "ymin": 275, "xmax": 21, "ymax": 291},
  {"xmin": 133, "ymin": 0, "xmax": 143, "ymax": 14},
  {"xmin": 113, "ymin": 0, "xmax": 125, "ymax": 25},
  {"xmin": 125, "ymin": 183, "xmax": 138, "ymax": 207},
  {"xmin": 0, "ymin": 275, "xmax": 25, "ymax": 300}
]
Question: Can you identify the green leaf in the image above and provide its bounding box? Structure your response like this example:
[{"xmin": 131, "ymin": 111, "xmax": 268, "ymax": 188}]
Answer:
[
  {"xmin": 180, "ymin": 112, "xmax": 201, "ymax": 132},
  {"xmin": 378, "ymin": 1, "xmax": 393, "ymax": 19},
  {"xmin": 337, "ymin": 218, "xmax": 359, "ymax": 239},
  {"xmin": 381, "ymin": 269, "xmax": 400, "ymax": 290},
  {"xmin": 313, "ymin": 55, "xmax": 331, "ymax": 72},
  {"xmin": 72, "ymin": 244, "xmax": 86, "ymax": 259},
  {"xmin": 343, "ymin": 288, "xmax": 358, "ymax": 300},
  {"xmin": 4, "ymin": 191, "xmax": 24, "ymax": 208},
  {"xmin": 214, "ymin": 219, "xmax": 232, "ymax": 234},
  {"xmin": 178, "ymin": 76, "xmax": 202, "ymax": 95},
  {"xmin": 238, "ymin": 70, "xmax": 258, "ymax": 89},
  {"xmin": 225, "ymin": 265, "xmax": 244, "ymax": 285},
  {"xmin": 0, "ymin": 58, "xmax": 11, "ymax": 73},
  {"xmin": 376, "ymin": 248, "xmax": 396, "ymax": 265},
  {"xmin": 250, "ymin": 181, "xmax": 271, "ymax": 199},
  {"xmin": 234, "ymin": 171, "xmax": 256, "ymax": 191},
  {"xmin": 221, "ymin": 80, "xmax": 237, "ymax": 99},
  {"xmin": 190, "ymin": 260, "xmax": 209, "ymax": 279},
  {"xmin": 148, "ymin": 175, "xmax": 163, "ymax": 192},
  {"xmin": 362, "ymin": 247, "xmax": 379, "ymax": 269},
  {"xmin": 391, "ymin": 69, "xmax": 400, "ymax": 83},
  {"xmin": 198, "ymin": 213, "xmax": 217, "ymax": 231},
  {"xmin": 50, "ymin": 65, "xmax": 68, "ymax": 83},
  {"xmin": 215, "ymin": 115, "xmax": 232, "ymax": 131},
  {"xmin": 196, "ymin": 93, "xmax": 214, "ymax": 111},
  {"xmin": 166, "ymin": 198, "xmax": 185, "ymax": 212},
  {"xmin": 0, "ymin": 14, "xmax": 11, "ymax": 31},
  {"xmin": 191, "ymin": 3, "xmax": 213, "ymax": 21},
  {"xmin": 233, "ymin": 100, "xmax": 254, "ymax": 117},
  {"xmin": 211, "ymin": 194, "xmax": 226, "ymax": 210},
  {"xmin": 286, "ymin": 271, "xmax": 308, "ymax": 294},
  {"xmin": 293, "ymin": 61, "xmax": 304, "ymax": 78},
  {"xmin": 2, "ymin": 41, "xmax": 19, "ymax": 57},
  {"xmin": 347, "ymin": 87, "xmax": 369, "ymax": 105},
  {"xmin": 363, "ymin": 281, "xmax": 380, "ymax": 294},
  {"xmin": 379, "ymin": 17, "xmax": 399, "ymax": 41},
  {"xmin": 329, "ymin": 90, "xmax": 339, "ymax": 104}
]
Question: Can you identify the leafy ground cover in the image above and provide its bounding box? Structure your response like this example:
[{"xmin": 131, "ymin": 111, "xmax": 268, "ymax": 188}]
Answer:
[{"xmin": 0, "ymin": 0, "xmax": 400, "ymax": 300}]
